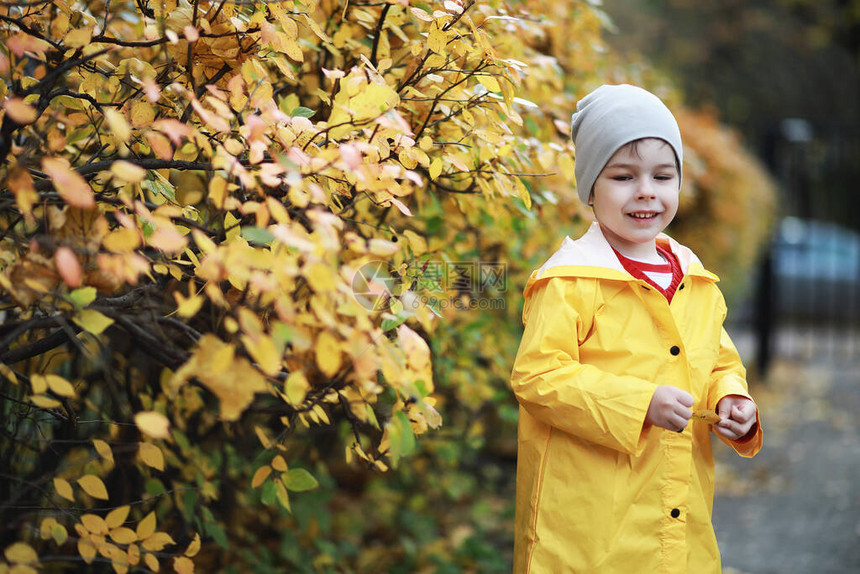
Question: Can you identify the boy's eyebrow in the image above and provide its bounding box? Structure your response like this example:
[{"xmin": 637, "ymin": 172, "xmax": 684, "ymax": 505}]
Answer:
[{"xmin": 604, "ymin": 162, "xmax": 677, "ymax": 170}]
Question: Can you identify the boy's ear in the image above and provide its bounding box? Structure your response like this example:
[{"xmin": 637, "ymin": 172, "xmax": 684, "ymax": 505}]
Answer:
[{"xmin": 587, "ymin": 190, "xmax": 594, "ymax": 206}]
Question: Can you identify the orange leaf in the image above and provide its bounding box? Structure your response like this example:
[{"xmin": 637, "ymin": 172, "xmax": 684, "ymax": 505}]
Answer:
[
  {"xmin": 55, "ymin": 246, "xmax": 83, "ymax": 287},
  {"xmin": 3, "ymin": 97, "xmax": 38, "ymax": 124},
  {"xmin": 41, "ymin": 157, "xmax": 95, "ymax": 209},
  {"xmin": 251, "ymin": 465, "xmax": 272, "ymax": 488}
]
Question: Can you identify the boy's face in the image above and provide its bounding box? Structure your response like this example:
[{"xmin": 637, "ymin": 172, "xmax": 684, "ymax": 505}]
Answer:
[{"xmin": 590, "ymin": 138, "xmax": 680, "ymax": 258}]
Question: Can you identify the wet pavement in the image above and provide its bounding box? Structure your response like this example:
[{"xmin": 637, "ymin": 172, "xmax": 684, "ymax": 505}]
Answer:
[{"xmin": 712, "ymin": 350, "xmax": 860, "ymax": 574}]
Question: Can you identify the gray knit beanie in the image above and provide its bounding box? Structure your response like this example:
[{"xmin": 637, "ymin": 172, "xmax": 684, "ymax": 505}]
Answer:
[{"xmin": 570, "ymin": 84, "xmax": 683, "ymax": 204}]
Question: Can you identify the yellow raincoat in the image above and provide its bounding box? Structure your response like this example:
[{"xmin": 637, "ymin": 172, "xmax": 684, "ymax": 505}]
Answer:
[{"xmin": 511, "ymin": 223, "xmax": 763, "ymax": 573}]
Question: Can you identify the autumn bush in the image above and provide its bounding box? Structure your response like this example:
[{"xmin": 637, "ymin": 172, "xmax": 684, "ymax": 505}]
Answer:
[{"xmin": 0, "ymin": 0, "xmax": 775, "ymax": 572}]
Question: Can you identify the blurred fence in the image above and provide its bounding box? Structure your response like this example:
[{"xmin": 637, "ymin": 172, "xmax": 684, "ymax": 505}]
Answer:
[{"xmin": 735, "ymin": 119, "xmax": 860, "ymax": 375}]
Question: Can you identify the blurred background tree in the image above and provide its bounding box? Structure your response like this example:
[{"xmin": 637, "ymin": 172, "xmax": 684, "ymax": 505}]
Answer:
[
  {"xmin": 602, "ymin": 0, "xmax": 860, "ymax": 230},
  {"xmin": 0, "ymin": 0, "xmax": 777, "ymax": 572}
]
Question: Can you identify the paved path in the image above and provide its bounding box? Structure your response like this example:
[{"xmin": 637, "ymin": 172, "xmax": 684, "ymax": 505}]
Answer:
[{"xmin": 712, "ymin": 356, "xmax": 860, "ymax": 574}]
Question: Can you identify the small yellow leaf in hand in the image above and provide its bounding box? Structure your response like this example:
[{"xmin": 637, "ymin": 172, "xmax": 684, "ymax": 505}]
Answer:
[
  {"xmin": 138, "ymin": 442, "xmax": 165, "ymax": 471},
  {"xmin": 692, "ymin": 409, "xmax": 721, "ymax": 424},
  {"xmin": 77, "ymin": 475, "xmax": 109, "ymax": 500},
  {"xmin": 134, "ymin": 411, "xmax": 171, "ymax": 439},
  {"xmin": 54, "ymin": 477, "xmax": 74, "ymax": 501}
]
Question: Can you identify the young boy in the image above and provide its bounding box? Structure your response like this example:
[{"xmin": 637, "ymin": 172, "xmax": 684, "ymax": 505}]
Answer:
[{"xmin": 510, "ymin": 84, "xmax": 763, "ymax": 573}]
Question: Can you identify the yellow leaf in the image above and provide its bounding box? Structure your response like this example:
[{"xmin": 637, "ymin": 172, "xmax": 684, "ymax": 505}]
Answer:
[
  {"xmin": 428, "ymin": 27, "xmax": 447, "ymax": 54},
  {"xmin": 477, "ymin": 74, "xmax": 501, "ymax": 93},
  {"xmin": 78, "ymin": 538, "xmax": 97, "ymax": 563},
  {"xmin": 73, "ymin": 309, "xmax": 114, "ymax": 335},
  {"xmin": 111, "ymin": 161, "xmax": 147, "ymax": 183},
  {"xmin": 143, "ymin": 552, "xmax": 159, "ymax": 572},
  {"xmin": 65, "ymin": 27, "xmax": 92, "ymax": 48},
  {"xmin": 94, "ymin": 439, "xmax": 115, "ymax": 464},
  {"xmin": 141, "ymin": 531, "xmax": 175, "ymax": 552},
  {"xmin": 30, "ymin": 395, "xmax": 62, "ymax": 409},
  {"xmin": 77, "ymin": 475, "xmax": 109, "ymax": 500},
  {"xmin": 29, "ymin": 374, "xmax": 47, "ymax": 394},
  {"xmin": 54, "ymin": 477, "xmax": 74, "ymax": 502},
  {"xmin": 105, "ymin": 505, "xmax": 130, "ymax": 529},
  {"xmin": 174, "ymin": 555, "xmax": 195, "ymax": 574},
  {"xmin": 104, "ymin": 108, "xmax": 132, "ymax": 143},
  {"xmin": 40, "ymin": 517, "xmax": 58, "ymax": 539},
  {"xmin": 251, "ymin": 466, "xmax": 272, "ymax": 488},
  {"xmin": 429, "ymin": 158, "xmax": 443, "ymax": 180},
  {"xmin": 45, "ymin": 374, "xmax": 76, "ymax": 398},
  {"xmin": 315, "ymin": 331, "xmax": 341, "ymax": 378},
  {"xmin": 3, "ymin": 98, "xmax": 38, "ymax": 125},
  {"xmin": 271, "ymin": 455, "xmax": 287, "ymax": 472},
  {"xmin": 138, "ymin": 443, "xmax": 165, "ymax": 471},
  {"xmin": 274, "ymin": 479, "xmax": 291, "ymax": 511},
  {"xmin": 42, "ymin": 157, "xmax": 95, "ymax": 209},
  {"xmin": 303, "ymin": 262, "xmax": 335, "ymax": 293},
  {"xmin": 80, "ymin": 513, "xmax": 108, "ymax": 535},
  {"xmin": 559, "ymin": 153, "xmax": 575, "ymax": 182},
  {"xmin": 136, "ymin": 511, "xmax": 156, "ymax": 541},
  {"xmin": 285, "ymin": 371, "xmax": 309, "ymax": 406},
  {"xmin": 184, "ymin": 533, "xmax": 201, "ymax": 557},
  {"xmin": 0, "ymin": 363, "xmax": 17, "ymax": 385},
  {"xmin": 103, "ymin": 227, "xmax": 141, "ymax": 253},
  {"xmin": 241, "ymin": 334, "xmax": 281, "ymax": 376},
  {"xmin": 174, "ymin": 291, "xmax": 204, "ymax": 318},
  {"xmin": 693, "ymin": 409, "xmax": 722, "ymax": 424},
  {"xmin": 130, "ymin": 101, "xmax": 156, "ymax": 128},
  {"xmin": 109, "ymin": 527, "xmax": 138, "ymax": 545},
  {"xmin": 134, "ymin": 411, "xmax": 170, "ymax": 439},
  {"xmin": 4, "ymin": 542, "xmax": 37, "ymax": 564},
  {"xmin": 368, "ymin": 239, "xmax": 399, "ymax": 257}
]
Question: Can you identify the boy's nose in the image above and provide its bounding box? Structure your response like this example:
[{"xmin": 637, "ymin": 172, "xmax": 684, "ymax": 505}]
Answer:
[{"xmin": 635, "ymin": 181, "xmax": 657, "ymax": 199}]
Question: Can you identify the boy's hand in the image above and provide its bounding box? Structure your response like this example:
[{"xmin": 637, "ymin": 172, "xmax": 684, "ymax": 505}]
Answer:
[
  {"xmin": 646, "ymin": 385, "xmax": 694, "ymax": 432},
  {"xmin": 713, "ymin": 395, "xmax": 757, "ymax": 441}
]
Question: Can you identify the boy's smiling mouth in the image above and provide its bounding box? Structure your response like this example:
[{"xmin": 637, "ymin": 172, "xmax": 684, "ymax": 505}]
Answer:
[{"xmin": 628, "ymin": 211, "xmax": 661, "ymax": 219}]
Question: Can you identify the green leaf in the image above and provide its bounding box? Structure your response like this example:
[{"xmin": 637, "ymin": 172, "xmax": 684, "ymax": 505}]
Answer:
[
  {"xmin": 67, "ymin": 286, "xmax": 97, "ymax": 311},
  {"xmin": 144, "ymin": 477, "xmax": 166, "ymax": 496},
  {"xmin": 290, "ymin": 106, "xmax": 316, "ymax": 118},
  {"xmin": 282, "ymin": 468, "xmax": 319, "ymax": 492},
  {"xmin": 240, "ymin": 226, "xmax": 275, "ymax": 246},
  {"xmin": 261, "ymin": 479, "xmax": 277, "ymax": 505},
  {"xmin": 142, "ymin": 172, "xmax": 176, "ymax": 201}
]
